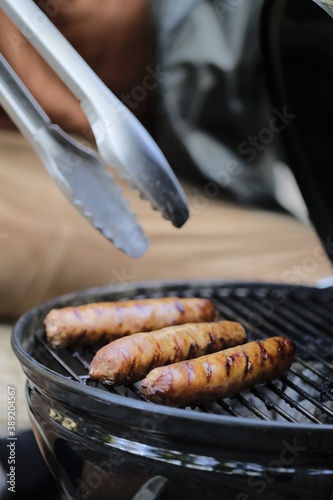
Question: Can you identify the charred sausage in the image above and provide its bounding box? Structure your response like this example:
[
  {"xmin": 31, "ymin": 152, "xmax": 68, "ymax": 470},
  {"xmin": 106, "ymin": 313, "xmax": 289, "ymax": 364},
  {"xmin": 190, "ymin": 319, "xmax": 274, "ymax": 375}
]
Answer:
[
  {"xmin": 141, "ymin": 336, "xmax": 296, "ymax": 407},
  {"xmin": 45, "ymin": 297, "xmax": 219, "ymax": 349},
  {"xmin": 89, "ymin": 321, "xmax": 247, "ymax": 385}
]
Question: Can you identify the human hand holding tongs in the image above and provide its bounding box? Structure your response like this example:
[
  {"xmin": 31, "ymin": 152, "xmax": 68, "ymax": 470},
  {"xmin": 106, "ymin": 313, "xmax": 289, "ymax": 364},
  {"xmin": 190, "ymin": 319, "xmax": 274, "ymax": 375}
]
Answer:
[{"xmin": 0, "ymin": 0, "xmax": 189, "ymax": 258}]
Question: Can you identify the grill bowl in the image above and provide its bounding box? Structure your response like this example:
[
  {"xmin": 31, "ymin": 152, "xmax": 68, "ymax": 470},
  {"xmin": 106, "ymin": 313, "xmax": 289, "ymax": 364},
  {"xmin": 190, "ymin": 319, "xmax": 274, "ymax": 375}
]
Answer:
[{"xmin": 12, "ymin": 281, "xmax": 333, "ymax": 500}]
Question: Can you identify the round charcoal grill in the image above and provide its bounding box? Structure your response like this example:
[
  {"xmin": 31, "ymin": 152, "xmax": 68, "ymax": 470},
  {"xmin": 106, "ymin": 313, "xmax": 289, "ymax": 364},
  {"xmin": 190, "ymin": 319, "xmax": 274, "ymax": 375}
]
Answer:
[{"xmin": 12, "ymin": 281, "xmax": 333, "ymax": 500}]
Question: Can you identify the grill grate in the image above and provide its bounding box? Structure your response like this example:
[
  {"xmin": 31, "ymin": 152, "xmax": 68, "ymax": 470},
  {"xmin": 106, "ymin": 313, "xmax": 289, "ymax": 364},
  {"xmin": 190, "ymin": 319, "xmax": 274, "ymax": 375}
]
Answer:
[{"xmin": 32, "ymin": 284, "xmax": 333, "ymax": 425}]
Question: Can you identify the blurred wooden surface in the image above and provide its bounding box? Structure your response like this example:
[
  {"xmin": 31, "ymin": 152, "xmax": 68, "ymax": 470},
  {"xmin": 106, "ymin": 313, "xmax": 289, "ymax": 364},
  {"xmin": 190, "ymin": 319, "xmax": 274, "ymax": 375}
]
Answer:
[{"xmin": 0, "ymin": 130, "xmax": 332, "ymax": 432}]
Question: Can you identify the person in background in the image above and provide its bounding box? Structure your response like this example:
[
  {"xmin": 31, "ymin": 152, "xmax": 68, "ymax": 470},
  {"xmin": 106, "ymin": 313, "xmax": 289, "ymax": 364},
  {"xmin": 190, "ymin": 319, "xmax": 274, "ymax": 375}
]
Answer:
[
  {"xmin": 0, "ymin": 3, "xmax": 277, "ymax": 495},
  {"xmin": 1, "ymin": 0, "xmax": 299, "ymax": 320},
  {"xmin": 1, "ymin": 4, "xmax": 155, "ymax": 497},
  {"xmin": 0, "ymin": 0, "xmax": 155, "ymax": 318},
  {"xmin": 1, "ymin": 1, "xmax": 330, "ymax": 498},
  {"xmin": 0, "ymin": 0, "xmax": 153, "ymax": 131}
]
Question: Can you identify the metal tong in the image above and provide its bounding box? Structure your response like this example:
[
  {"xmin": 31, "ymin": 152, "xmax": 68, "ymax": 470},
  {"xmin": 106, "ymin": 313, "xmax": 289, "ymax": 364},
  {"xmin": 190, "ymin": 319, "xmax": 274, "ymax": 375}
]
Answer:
[
  {"xmin": 0, "ymin": 0, "xmax": 189, "ymax": 258},
  {"xmin": 313, "ymin": 0, "xmax": 333, "ymax": 17}
]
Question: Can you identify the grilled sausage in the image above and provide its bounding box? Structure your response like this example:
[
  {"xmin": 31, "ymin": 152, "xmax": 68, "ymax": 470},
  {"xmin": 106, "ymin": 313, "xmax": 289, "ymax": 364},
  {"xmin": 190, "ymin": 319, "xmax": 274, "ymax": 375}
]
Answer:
[
  {"xmin": 45, "ymin": 297, "xmax": 219, "ymax": 349},
  {"xmin": 141, "ymin": 336, "xmax": 295, "ymax": 407},
  {"xmin": 89, "ymin": 321, "xmax": 247, "ymax": 385}
]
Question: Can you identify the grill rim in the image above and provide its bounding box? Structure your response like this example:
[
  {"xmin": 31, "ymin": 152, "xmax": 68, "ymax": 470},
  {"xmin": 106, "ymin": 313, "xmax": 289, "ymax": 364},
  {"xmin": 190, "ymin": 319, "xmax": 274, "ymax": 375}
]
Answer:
[{"xmin": 12, "ymin": 279, "xmax": 333, "ymax": 433}]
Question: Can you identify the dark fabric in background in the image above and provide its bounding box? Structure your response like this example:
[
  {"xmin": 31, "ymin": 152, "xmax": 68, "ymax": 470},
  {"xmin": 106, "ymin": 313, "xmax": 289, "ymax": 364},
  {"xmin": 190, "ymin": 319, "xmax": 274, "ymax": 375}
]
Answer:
[{"xmin": 150, "ymin": 0, "xmax": 284, "ymax": 207}]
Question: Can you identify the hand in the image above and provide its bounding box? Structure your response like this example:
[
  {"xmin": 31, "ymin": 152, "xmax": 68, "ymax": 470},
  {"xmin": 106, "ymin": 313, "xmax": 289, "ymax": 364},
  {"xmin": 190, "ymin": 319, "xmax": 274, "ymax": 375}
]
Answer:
[{"xmin": 0, "ymin": 0, "xmax": 152, "ymax": 132}]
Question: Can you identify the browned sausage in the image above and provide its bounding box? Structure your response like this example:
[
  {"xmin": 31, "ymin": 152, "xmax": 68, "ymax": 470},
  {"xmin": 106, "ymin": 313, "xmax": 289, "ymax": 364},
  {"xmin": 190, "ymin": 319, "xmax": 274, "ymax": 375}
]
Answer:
[
  {"xmin": 141, "ymin": 337, "xmax": 296, "ymax": 407},
  {"xmin": 89, "ymin": 321, "xmax": 247, "ymax": 385},
  {"xmin": 45, "ymin": 297, "xmax": 219, "ymax": 349}
]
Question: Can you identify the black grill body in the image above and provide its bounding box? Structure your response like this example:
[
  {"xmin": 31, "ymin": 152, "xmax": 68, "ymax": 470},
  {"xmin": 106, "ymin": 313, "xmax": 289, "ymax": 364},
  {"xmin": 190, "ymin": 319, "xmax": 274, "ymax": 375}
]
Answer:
[{"xmin": 12, "ymin": 281, "xmax": 333, "ymax": 500}]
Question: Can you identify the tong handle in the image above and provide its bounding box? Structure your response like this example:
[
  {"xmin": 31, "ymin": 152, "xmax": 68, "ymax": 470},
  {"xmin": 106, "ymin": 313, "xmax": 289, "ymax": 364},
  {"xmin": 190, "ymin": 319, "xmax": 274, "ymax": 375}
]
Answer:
[
  {"xmin": 0, "ymin": 0, "xmax": 190, "ymax": 228},
  {"xmin": 0, "ymin": 53, "xmax": 50, "ymax": 142},
  {"xmin": 0, "ymin": 0, "xmax": 105, "ymax": 103},
  {"xmin": 0, "ymin": 53, "xmax": 73, "ymax": 195},
  {"xmin": 0, "ymin": 53, "xmax": 149, "ymax": 257},
  {"xmin": 0, "ymin": 0, "xmax": 131, "ymax": 153}
]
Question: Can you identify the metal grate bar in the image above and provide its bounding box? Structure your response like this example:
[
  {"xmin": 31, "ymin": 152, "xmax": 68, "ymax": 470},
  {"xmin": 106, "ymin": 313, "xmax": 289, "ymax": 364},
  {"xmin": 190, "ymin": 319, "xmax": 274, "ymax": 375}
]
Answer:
[
  {"xmin": 69, "ymin": 346, "xmax": 122, "ymax": 396},
  {"xmin": 305, "ymin": 296, "xmax": 333, "ymax": 324},
  {"xmin": 100, "ymin": 385, "xmax": 121, "ymax": 396},
  {"xmin": 126, "ymin": 383, "xmax": 149, "ymax": 402},
  {"xmin": 266, "ymin": 382, "xmax": 323, "ymax": 424},
  {"xmin": 280, "ymin": 298, "xmax": 333, "ymax": 343},
  {"xmin": 217, "ymin": 298, "xmax": 333, "ymax": 389},
  {"xmin": 214, "ymin": 293, "xmax": 333, "ymax": 373},
  {"xmin": 281, "ymin": 376, "xmax": 333, "ymax": 419},
  {"xmin": 261, "ymin": 310, "xmax": 328, "ymax": 369},
  {"xmin": 288, "ymin": 357, "xmax": 333, "ymax": 393},
  {"xmin": 250, "ymin": 388, "xmax": 299, "ymax": 423},
  {"xmin": 36, "ymin": 336, "xmax": 82, "ymax": 383},
  {"xmin": 215, "ymin": 400, "xmax": 242, "ymax": 418},
  {"xmin": 197, "ymin": 405, "xmax": 211, "ymax": 413},
  {"xmin": 233, "ymin": 394, "xmax": 271, "ymax": 421},
  {"xmin": 295, "ymin": 357, "xmax": 333, "ymax": 384},
  {"xmin": 213, "ymin": 292, "xmax": 332, "ymax": 423},
  {"xmin": 286, "ymin": 298, "xmax": 333, "ymax": 339},
  {"xmin": 289, "ymin": 366, "xmax": 333, "ymax": 402},
  {"xmin": 72, "ymin": 351, "xmax": 91, "ymax": 371}
]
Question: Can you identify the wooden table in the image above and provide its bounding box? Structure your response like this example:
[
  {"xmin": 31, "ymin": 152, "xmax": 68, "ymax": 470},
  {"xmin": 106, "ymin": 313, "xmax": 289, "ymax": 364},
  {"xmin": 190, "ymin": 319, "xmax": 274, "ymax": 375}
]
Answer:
[{"xmin": 0, "ymin": 130, "xmax": 332, "ymax": 432}]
